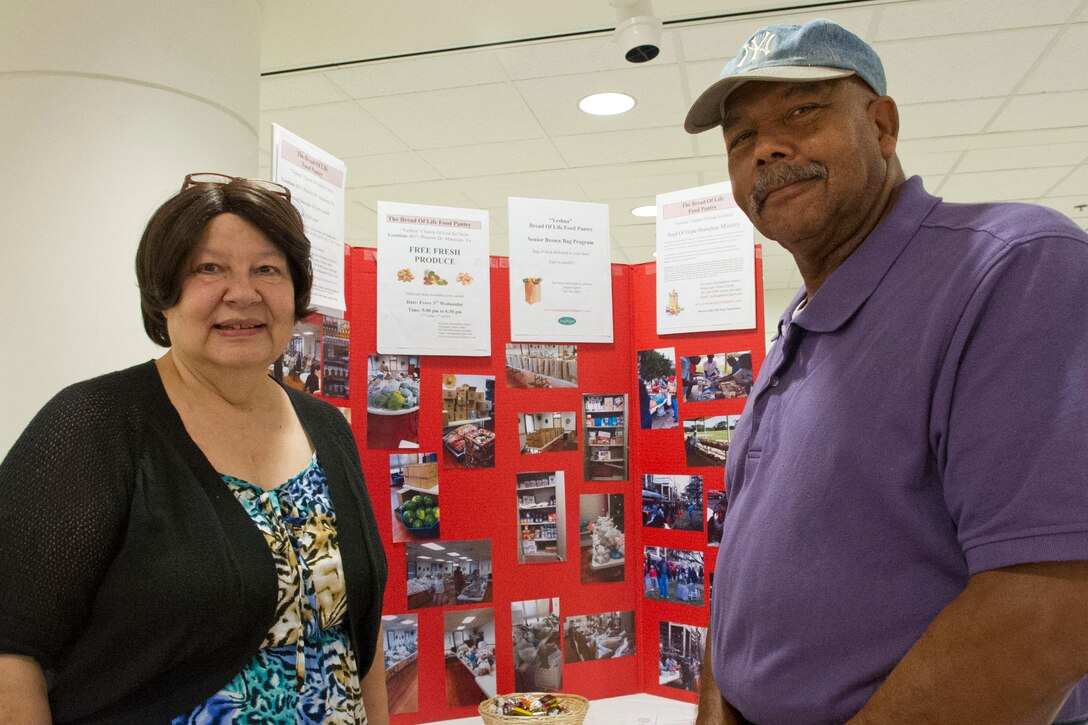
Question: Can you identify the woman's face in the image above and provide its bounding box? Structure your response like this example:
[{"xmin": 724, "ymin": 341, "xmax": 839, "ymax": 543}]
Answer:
[{"xmin": 163, "ymin": 213, "xmax": 296, "ymax": 375}]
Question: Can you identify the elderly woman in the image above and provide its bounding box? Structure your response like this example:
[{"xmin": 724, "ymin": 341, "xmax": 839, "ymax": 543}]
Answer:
[{"xmin": 0, "ymin": 174, "xmax": 388, "ymax": 724}]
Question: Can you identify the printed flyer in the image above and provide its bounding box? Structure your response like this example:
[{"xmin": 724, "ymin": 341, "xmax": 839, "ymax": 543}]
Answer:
[
  {"xmin": 376, "ymin": 201, "xmax": 491, "ymax": 356},
  {"xmin": 508, "ymin": 197, "xmax": 613, "ymax": 343},
  {"xmin": 655, "ymin": 182, "xmax": 755, "ymax": 334},
  {"xmin": 271, "ymin": 124, "xmax": 347, "ymax": 317}
]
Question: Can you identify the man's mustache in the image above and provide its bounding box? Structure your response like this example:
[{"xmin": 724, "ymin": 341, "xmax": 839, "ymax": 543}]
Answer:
[{"xmin": 749, "ymin": 163, "xmax": 828, "ymax": 214}]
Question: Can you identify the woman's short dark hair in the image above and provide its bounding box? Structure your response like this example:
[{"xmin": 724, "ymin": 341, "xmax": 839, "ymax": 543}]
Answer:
[{"xmin": 135, "ymin": 181, "xmax": 314, "ymax": 347}]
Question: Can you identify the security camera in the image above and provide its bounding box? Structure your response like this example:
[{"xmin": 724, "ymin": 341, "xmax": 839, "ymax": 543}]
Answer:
[{"xmin": 610, "ymin": 0, "xmax": 662, "ymax": 63}]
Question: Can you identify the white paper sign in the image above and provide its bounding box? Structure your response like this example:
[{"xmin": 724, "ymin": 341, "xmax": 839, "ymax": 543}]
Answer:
[
  {"xmin": 656, "ymin": 182, "xmax": 755, "ymax": 334},
  {"xmin": 271, "ymin": 124, "xmax": 347, "ymax": 317},
  {"xmin": 376, "ymin": 201, "xmax": 491, "ymax": 356},
  {"xmin": 508, "ymin": 197, "xmax": 613, "ymax": 343}
]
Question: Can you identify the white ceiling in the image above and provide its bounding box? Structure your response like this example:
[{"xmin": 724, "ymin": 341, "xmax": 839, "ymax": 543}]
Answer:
[{"xmin": 256, "ymin": 0, "xmax": 1088, "ymax": 297}]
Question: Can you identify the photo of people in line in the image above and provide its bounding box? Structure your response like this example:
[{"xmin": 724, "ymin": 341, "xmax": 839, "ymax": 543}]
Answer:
[
  {"xmin": 511, "ymin": 598, "xmax": 562, "ymax": 692},
  {"xmin": 642, "ymin": 475, "xmax": 703, "ymax": 531},
  {"xmin": 637, "ymin": 348, "xmax": 678, "ymax": 430},
  {"xmin": 706, "ymin": 489, "xmax": 727, "ymax": 547},
  {"xmin": 681, "ymin": 352, "xmax": 753, "ymax": 402},
  {"xmin": 366, "ymin": 354, "xmax": 420, "ymax": 449},
  {"xmin": 579, "ymin": 494, "xmax": 625, "ymax": 584},
  {"xmin": 381, "ymin": 614, "xmax": 418, "ymax": 714},
  {"xmin": 441, "ymin": 374, "xmax": 496, "ymax": 468},
  {"xmin": 506, "ymin": 344, "xmax": 578, "ymax": 388},
  {"xmin": 659, "ymin": 621, "xmax": 706, "ymax": 694},
  {"xmin": 684, "ymin": 415, "xmax": 741, "ymax": 467},
  {"xmin": 405, "ymin": 539, "xmax": 492, "ymax": 610},
  {"xmin": 644, "ymin": 547, "xmax": 705, "ymax": 607},
  {"xmin": 389, "ymin": 453, "xmax": 439, "ymax": 543},
  {"xmin": 518, "ymin": 412, "xmax": 578, "ymax": 454},
  {"xmin": 444, "ymin": 608, "xmax": 497, "ymax": 707},
  {"xmin": 564, "ymin": 610, "xmax": 636, "ymax": 663},
  {"xmin": 270, "ymin": 313, "xmax": 337, "ymax": 397}
]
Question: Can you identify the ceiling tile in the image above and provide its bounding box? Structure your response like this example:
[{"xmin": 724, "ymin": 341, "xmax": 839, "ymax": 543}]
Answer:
[
  {"xmin": 875, "ymin": 27, "xmax": 1059, "ymax": 105},
  {"xmin": 579, "ymin": 172, "xmax": 702, "ymax": 201},
  {"xmin": 937, "ymin": 167, "xmax": 1070, "ymax": 202},
  {"xmin": 957, "ymin": 143, "xmax": 1088, "ymax": 173},
  {"xmin": 417, "ymin": 139, "xmax": 567, "ymax": 177},
  {"xmin": 872, "ymin": 0, "xmax": 1078, "ymax": 40},
  {"xmin": 1020, "ymin": 23, "xmax": 1088, "ymax": 94},
  {"xmin": 896, "ymin": 149, "xmax": 964, "ymax": 176},
  {"xmin": 324, "ymin": 51, "xmax": 510, "ymax": 98},
  {"xmin": 553, "ymin": 126, "xmax": 695, "ymax": 167},
  {"xmin": 260, "ymin": 101, "xmax": 408, "ymax": 157},
  {"xmin": 1049, "ymin": 165, "xmax": 1088, "ymax": 197},
  {"xmin": 261, "ymin": 72, "xmax": 351, "ymax": 110},
  {"xmin": 495, "ymin": 34, "xmax": 669, "ymax": 81},
  {"xmin": 989, "ymin": 90, "xmax": 1088, "ymax": 133},
  {"xmin": 897, "ymin": 98, "xmax": 1005, "ymax": 140},
  {"xmin": 1036, "ymin": 195, "xmax": 1088, "ymax": 226},
  {"xmin": 358, "ymin": 83, "xmax": 544, "ymax": 149},
  {"xmin": 343, "ymin": 152, "xmax": 443, "ymax": 187}
]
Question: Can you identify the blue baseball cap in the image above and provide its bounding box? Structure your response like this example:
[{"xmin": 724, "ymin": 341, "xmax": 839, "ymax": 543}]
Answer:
[{"xmin": 684, "ymin": 19, "xmax": 886, "ymax": 134}]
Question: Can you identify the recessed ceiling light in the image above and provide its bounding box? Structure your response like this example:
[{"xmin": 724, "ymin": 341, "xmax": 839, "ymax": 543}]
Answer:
[
  {"xmin": 422, "ymin": 542, "xmax": 445, "ymax": 551},
  {"xmin": 631, "ymin": 205, "xmax": 655, "ymax": 218},
  {"xmin": 381, "ymin": 615, "xmax": 398, "ymax": 620},
  {"xmin": 579, "ymin": 92, "xmax": 635, "ymax": 116}
]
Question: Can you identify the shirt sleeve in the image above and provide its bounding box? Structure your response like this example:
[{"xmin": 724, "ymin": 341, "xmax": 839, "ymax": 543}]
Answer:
[
  {"xmin": 937, "ymin": 232, "xmax": 1088, "ymax": 575},
  {"xmin": 0, "ymin": 381, "xmax": 133, "ymax": 667}
]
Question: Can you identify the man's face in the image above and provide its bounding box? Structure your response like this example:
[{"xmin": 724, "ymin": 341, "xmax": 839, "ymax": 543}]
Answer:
[{"xmin": 722, "ymin": 78, "xmax": 892, "ymax": 257}]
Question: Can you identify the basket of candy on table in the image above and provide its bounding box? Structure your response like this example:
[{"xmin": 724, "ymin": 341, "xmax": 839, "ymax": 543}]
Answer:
[{"xmin": 479, "ymin": 693, "xmax": 588, "ymax": 725}]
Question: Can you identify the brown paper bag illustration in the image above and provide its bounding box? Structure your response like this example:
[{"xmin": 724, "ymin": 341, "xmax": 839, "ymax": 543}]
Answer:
[{"xmin": 523, "ymin": 278, "xmax": 542, "ymax": 305}]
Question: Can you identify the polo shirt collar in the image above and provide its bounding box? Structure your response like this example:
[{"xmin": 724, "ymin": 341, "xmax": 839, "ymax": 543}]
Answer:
[{"xmin": 776, "ymin": 176, "xmax": 939, "ymax": 335}]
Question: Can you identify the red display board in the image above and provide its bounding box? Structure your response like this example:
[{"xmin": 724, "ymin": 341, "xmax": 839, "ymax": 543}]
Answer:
[{"xmin": 335, "ymin": 248, "xmax": 765, "ymax": 723}]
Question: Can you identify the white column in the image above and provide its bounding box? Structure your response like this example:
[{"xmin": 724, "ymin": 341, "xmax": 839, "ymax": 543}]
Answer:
[{"xmin": 0, "ymin": 1, "xmax": 260, "ymax": 454}]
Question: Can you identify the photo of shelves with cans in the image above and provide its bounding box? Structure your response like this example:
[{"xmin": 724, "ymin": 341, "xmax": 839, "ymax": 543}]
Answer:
[
  {"xmin": 505, "ymin": 344, "xmax": 578, "ymax": 389},
  {"xmin": 582, "ymin": 394, "xmax": 628, "ymax": 481},
  {"xmin": 516, "ymin": 471, "xmax": 566, "ymax": 564}
]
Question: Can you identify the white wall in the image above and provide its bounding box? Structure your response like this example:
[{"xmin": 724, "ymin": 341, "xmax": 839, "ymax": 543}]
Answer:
[{"xmin": 0, "ymin": 1, "xmax": 260, "ymax": 456}]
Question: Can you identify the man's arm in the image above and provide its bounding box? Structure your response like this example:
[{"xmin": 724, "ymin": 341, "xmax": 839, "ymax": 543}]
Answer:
[
  {"xmin": 849, "ymin": 560, "xmax": 1088, "ymax": 724},
  {"xmin": 696, "ymin": 621, "xmax": 741, "ymax": 725}
]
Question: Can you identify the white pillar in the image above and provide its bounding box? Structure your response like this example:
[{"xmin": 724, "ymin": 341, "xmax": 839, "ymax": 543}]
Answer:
[{"xmin": 0, "ymin": 1, "xmax": 260, "ymax": 454}]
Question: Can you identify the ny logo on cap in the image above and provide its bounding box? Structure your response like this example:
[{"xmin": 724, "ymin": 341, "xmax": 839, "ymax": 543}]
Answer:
[{"xmin": 738, "ymin": 30, "xmax": 776, "ymax": 68}]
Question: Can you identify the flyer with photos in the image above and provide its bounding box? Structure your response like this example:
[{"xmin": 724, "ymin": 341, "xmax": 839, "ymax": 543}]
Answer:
[
  {"xmin": 508, "ymin": 197, "xmax": 613, "ymax": 343},
  {"xmin": 377, "ymin": 201, "xmax": 491, "ymax": 356}
]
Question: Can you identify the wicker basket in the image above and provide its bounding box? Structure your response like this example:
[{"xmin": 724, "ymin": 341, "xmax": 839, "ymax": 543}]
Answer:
[{"xmin": 478, "ymin": 693, "xmax": 589, "ymax": 725}]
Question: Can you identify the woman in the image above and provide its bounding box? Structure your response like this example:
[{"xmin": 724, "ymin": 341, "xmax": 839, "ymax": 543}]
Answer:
[{"xmin": 0, "ymin": 174, "xmax": 388, "ymax": 724}]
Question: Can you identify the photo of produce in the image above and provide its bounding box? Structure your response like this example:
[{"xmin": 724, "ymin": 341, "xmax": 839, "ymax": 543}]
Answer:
[
  {"xmin": 381, "ymin": 614, "xmax": 418, "ymax": 714},
  {"xmin": 505, "ymin": 344, "xmax": 578, "ymax": 388},
  {"xmin": 644, "ymin": 547, "xmax": 704, "ymax": 607},
  {"xmin": 366, "ymin": 354, "xmax": 421, "ymax": 449},
  {"xmin": 444, "ymin": 607, "xmax": 497, "ymax": 707},
  {"xmin": 396, "ymin": 268, "xmax": 415, "ymax": 282},
  {"xmin": 522, "ymin": 276, "xmax": 543, "ymax": 304},
  {"xmin": 389, "ymin": 453, "xmax": 439, "ymax": 543},
  {"xmin": 517, "ymin": 472, "xmax": 566, "ymax": 564},
  {"xmin": 683, "ymin": 415, "xmax": 740, "ymax": 467},
  {"xmin": 637, "ymin": 348, "xmax": 678, "ymax": 430},
  {"xmin": 518, "ymin": 412, "xmax": 578, "ymax": 454},
  {"xmin": 563, "ymin": 610, "xmax": 636, "ymax": 663},
  {"xmin": 511, "ymin": 598, "xmax": 562, "ymax": 692},
  {"xmin": 642, "ymin": 474, "xmax": 703, "ymax": 531},
  {"xmin": 682, "ymin": 351, "xmax": 753, "ymax": 402},
  {"xmin": 441, "ymin": 374, "xmax": 496, "ymax": 468},
  {"xmin": 579, "ymin": 493, "xmax": 625, "ymax": 584},
  {"xmin": 422, "ymin": 269, "xmax": 448, "ymax": 285},
  {"xmin": 707, "ymin": 489, "xmax": 726, "ymax": 547},
  {"xmin": 659, "ymin": 621, "xmax": 705, "ymax": 693},
  {"xmin": 406, "ymin": 539, "xmax": 492, "ymax": 610}
]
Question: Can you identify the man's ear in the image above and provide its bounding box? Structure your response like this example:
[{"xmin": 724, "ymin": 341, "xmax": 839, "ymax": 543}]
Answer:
[{"xmin": 869, "ymin": 95, "xmax": 900, "ymax": 159}]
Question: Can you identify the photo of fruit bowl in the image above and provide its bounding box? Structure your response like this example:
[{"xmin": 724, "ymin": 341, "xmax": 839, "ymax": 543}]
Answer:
[{"xmin": 396, "ymin": 494, "xmax": 440, "ymax": 538}]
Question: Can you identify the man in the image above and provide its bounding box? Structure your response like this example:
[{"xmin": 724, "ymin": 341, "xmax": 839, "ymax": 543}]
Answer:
[{"xmin": 686, "ymin": 18, "xmax": 1088, "ymax": 725}]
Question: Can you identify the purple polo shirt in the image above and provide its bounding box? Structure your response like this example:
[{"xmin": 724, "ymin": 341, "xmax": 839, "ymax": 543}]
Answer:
[{"xmin": 712, "ymin": 177, "xmax": 1088, "ymax": 723}]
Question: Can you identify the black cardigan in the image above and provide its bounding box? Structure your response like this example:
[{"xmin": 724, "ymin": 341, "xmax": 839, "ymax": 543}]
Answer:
[{"xmin": 0, "ymin": 362, "xmax": 387, "ymax": 723}]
